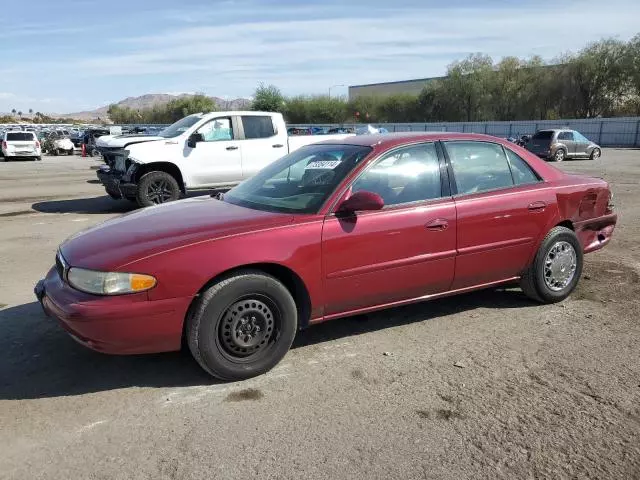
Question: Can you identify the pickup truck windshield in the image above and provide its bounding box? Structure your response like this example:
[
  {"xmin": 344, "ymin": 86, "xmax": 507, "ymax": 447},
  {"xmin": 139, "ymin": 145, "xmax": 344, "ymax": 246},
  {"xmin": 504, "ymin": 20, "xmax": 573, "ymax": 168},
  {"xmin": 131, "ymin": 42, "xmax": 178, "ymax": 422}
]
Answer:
[
  {"xmin": 224, "ymin": 144, "xmax": 372, "ymax": 214},
  {"xmin": 158, "ymin": 115, "xmax": 203, "ymax": 138}
]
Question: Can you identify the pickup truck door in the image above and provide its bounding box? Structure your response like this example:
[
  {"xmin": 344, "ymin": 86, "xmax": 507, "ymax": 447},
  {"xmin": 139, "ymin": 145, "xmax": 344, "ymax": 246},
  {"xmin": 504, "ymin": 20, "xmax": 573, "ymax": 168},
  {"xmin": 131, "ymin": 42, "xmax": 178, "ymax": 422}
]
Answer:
[
  {"xmin": 184, "ymin": 116, "xmax": 242, "ymax": 188},
  {"xmin": 238, "ymin": 114, "xmax": 288, "ymax": 179}
]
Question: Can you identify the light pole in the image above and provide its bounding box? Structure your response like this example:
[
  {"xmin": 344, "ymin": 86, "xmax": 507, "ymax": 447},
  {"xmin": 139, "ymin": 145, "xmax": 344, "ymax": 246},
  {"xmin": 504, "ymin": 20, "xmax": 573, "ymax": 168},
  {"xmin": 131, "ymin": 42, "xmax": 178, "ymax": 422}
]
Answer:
[{"xmin": 328, "ymin": 84, "xmax": 346, "ymax": 98}]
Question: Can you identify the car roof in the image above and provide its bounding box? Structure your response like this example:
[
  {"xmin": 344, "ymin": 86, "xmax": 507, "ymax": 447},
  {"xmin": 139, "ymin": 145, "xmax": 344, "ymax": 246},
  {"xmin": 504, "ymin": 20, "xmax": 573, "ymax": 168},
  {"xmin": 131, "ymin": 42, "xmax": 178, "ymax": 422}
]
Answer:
[{"xmin": 316, "ymin": 132, "xmax": 509, "ymax": 148}]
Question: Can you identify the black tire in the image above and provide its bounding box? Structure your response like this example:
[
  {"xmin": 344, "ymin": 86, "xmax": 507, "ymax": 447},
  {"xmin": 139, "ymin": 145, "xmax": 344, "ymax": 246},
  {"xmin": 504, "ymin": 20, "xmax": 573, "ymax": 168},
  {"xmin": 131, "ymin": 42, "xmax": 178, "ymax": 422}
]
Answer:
[
  {"xmin": 53, "ymin": 149, "xmax": 59, "ymax": 156},
  {"xmin": 590, "ymin": 148, "xmax": 601, "ymax": 160},
  {"xmin": 89, "ymin": 148, "xmax": 99, "ymax": 157},
  {"xmin": 552, "ymin": 148, "xmax": 566, "ymax": 162},
  {"xmin": 520, "ymin": 226, "xmax": 583, "ymax": 304},
  {"xmin": 135, "ymin": 171, "xmax": 180, "ymax": 207},
  {"xmin": 35, "ymin": 156, "xmax": 42, "ymax": 161},
  {"xmin": 67, "ymin": 149, "xmax": 74, "ymax": 156},
  {"xmin": 187, "ymin": 270, "xmax": 298, "ymax": 380}
]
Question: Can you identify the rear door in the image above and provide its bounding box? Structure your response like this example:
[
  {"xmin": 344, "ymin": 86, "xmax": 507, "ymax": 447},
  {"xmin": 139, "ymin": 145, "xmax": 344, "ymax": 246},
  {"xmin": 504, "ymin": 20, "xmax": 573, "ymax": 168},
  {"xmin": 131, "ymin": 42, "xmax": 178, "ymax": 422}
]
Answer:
[
  {"xmin": 558, "ymin": 131, "xmax": 576, "ymax": 156},
  {"xmin": 185, "ymin": 116, "xmax": 242, "ymax": 188},
  {"xmin": 322, "ymin": 142, "xmax": 457, "ymax": 316},
  {"xmin": 239, "ymin": 115, "xmax": 286, "ymax": 179},
  {"xmin": 442, "ymin": 141, "xmax": 555, "ymax": 289}
]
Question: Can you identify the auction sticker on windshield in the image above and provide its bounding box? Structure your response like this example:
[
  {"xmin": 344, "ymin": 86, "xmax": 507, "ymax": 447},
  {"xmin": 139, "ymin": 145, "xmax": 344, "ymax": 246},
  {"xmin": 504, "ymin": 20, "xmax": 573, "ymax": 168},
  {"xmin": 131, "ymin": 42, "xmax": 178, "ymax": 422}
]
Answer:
[{"xmin": 306, "ymin": 160, "xmax": 341, "ymax": 169}]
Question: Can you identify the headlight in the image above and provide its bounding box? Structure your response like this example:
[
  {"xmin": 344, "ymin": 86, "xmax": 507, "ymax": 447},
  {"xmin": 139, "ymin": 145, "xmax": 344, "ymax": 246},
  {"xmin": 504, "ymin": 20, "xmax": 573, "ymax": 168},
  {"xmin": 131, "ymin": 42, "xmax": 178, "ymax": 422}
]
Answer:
[{"xmin": 67, "ymin": 267, "xmax": 156, "ymax": 295}]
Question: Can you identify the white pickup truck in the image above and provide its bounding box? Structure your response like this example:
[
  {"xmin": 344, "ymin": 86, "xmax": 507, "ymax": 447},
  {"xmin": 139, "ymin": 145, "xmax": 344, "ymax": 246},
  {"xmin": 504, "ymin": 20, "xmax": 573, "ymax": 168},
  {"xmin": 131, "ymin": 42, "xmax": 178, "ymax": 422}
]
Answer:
[{"xmin": 96, "ymin": 111, "xmax": 353, "ymax": 207}]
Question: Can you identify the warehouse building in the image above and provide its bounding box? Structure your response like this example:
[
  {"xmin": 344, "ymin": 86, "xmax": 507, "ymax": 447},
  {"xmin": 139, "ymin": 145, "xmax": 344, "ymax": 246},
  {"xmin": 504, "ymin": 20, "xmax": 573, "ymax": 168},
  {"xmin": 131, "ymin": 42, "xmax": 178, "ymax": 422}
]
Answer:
[{"xmin": 349, "ymin": 76, "xmax": 443, "ymax": 99}]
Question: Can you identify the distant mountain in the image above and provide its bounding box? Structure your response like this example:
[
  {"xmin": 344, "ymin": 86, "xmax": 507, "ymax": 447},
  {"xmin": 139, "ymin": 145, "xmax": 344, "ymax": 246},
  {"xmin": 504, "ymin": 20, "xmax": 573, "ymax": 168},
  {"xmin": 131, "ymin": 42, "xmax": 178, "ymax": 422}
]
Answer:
[{"xmin": 60, "ymin": 94, "xmax": 252, "ymax": 121}]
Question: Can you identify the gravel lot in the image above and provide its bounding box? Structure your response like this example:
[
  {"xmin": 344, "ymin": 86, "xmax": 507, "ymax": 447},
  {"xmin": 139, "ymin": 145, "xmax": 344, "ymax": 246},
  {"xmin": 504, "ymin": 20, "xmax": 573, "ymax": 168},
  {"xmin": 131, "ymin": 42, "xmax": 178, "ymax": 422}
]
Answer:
[{"xmin": 1, "ymin": 151, "xmax": 639, "ymax": 480}]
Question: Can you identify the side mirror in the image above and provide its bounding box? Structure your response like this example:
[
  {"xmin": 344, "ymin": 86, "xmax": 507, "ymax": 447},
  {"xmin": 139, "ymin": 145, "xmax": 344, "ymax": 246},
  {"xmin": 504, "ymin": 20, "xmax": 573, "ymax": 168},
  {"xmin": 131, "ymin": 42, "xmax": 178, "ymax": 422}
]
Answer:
[
  {"xmin": 337, "ymin": 190, "xmax": 384, "ymax": 214},
  {"xmin": 187, "ymin": 133, "xmax": 204, "ymax": 148}
]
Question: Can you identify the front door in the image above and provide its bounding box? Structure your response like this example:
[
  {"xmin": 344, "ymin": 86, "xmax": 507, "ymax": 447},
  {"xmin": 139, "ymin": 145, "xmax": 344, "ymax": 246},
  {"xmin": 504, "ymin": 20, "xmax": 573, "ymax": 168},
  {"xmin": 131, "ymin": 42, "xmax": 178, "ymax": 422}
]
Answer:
[
  {"xmin": 442, "ymin": 141, "xmax": 555, "ymax": 289},
  {"xmin": 184, "ymin": 116, "xmax": 242, "ymax": 188},
  {"xmin": 322, "ymin": 142, "xmax": 456, "ymax": 316}
]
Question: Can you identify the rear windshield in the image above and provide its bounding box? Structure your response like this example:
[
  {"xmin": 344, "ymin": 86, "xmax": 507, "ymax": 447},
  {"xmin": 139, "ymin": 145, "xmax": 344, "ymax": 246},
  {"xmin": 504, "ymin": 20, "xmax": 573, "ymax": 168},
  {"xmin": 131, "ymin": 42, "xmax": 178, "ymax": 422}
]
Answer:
[
  {"xmin": 532, "ymin": 131, "xmax": 553, "ymax": 140},
  {"xmin": 6, "ymin": 132, "xmax": 35, "ymax": 141}
]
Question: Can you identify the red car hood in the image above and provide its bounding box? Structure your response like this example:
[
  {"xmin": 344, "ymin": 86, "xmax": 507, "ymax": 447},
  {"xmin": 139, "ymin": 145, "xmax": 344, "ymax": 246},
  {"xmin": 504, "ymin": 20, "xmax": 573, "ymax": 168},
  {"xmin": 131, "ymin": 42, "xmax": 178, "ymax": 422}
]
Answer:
[{"xmin": 60, "ymin": 197, "xmax": 294, "ymax": 270}]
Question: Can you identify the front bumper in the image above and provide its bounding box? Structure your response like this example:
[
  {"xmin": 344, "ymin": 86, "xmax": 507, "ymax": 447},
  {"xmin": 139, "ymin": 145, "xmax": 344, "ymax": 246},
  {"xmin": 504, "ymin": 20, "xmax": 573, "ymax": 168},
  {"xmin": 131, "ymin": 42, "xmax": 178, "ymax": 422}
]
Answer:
[
  {"xmin": 96, "ymin": 166, "xmax": 138, "ymax": 199},
  {"xmin": 35, "ymin": 267, "xmax": 191, "ymax": 355}
]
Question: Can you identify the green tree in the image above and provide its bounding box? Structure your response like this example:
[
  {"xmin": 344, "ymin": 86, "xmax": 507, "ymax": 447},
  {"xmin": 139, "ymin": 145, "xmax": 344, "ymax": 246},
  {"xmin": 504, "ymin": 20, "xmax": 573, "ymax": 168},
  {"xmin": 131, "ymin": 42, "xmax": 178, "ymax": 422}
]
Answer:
[
  {"xmin": 252, "ymin": 84, "xmax": 285, "ymax": 112},
  {"xmin": 28, "ymin": 108, "xmax": 33, "ymax": 115},
  {"xmin": 11, "ymin": 109, "xmax": 16, "ymax": 116},
  {"xmin": 17, "ymin": 111, "xmax": 22, "ymax": 117}
]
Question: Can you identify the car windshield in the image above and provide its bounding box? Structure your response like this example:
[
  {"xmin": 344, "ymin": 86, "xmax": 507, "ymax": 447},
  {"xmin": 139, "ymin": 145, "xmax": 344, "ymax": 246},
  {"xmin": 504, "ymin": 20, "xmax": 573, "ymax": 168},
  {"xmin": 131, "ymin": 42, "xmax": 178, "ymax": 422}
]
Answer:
[
  {"xmin": 158, "ymin": 115, "xmax": 203, "ymax": 138},
  {"xmin": 532, "ymin": 131, "xmax": 553, "ymax": 140},
  {"xmin": 224, "ymin": 144, "xmax": 373, "ymax": 214},
  {"xmin": 6, "ymin": 132, "xmax": 35, "ymax": 141}
]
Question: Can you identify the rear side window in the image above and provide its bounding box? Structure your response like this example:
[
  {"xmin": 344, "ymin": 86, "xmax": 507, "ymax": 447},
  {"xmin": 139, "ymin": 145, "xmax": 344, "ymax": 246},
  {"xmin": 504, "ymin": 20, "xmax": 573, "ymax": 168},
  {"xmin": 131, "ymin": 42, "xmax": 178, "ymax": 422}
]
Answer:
[
  {"xmin": 445, "ymin": 141, "xmax": 514, "ymax": 195},
  {"xmin": 242, "ymin": 116, "xmax": 276, "ymax": 139},
  {"xmin": 558, "ymin": 131, "xmax": 574, "ymax": 141},
  {"xmin": 6, "ymin": 132, "xmax": 35, "ymax": 141},
  {"xmin": 504, "ymin": 149, "xmax": 541, "ymax": 185}
]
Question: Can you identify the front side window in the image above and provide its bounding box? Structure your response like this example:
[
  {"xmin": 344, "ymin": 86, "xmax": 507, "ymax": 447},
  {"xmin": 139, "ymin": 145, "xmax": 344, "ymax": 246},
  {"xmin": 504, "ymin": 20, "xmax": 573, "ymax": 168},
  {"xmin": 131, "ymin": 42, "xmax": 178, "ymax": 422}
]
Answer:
[
  {"xmin": 242, "ymin": 116, "xmax": 276, "ymax": 139},
  {"xmin": 573, "ymin": 131, "xmax": 590, "ymax": 142},
  {"xmin": 197, "ymin": 117, "xmax": 233, "ymax": 141},
  {"xmin": 505, "ymin": 149, "xmax": 541, "ymax": 185},
  {"xmin": 224, "ymin": 144, "xmax": 372, "ymax": 214},
  {"xmin": 445, "ymin": 141, "xmax": 514, "ymax": 195},
  {"xmin": 351, "ymin": 143, "xmax": 442, "ymax": 206}
]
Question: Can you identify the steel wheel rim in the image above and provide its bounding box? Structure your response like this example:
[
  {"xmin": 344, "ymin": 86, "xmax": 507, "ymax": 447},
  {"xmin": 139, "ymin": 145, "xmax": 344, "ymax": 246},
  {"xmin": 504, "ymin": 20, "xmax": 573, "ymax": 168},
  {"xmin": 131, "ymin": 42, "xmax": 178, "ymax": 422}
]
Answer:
[
  {"xmin": 146, "ymin": 179, "xmax": 173, "ymax": 204},
  {"xmin": 544, "ymin": 241, "xmax": 577, "ymax": 291},
  {"xmin": 217, "ymin": 295, "xmax": 280, "ymax": 363}
]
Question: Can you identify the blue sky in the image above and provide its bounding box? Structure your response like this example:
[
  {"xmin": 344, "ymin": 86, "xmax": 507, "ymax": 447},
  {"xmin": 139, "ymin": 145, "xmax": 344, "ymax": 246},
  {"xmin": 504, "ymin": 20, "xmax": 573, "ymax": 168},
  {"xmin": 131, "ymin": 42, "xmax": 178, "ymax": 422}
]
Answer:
[{"xmin": 1, "ymin": 0, "xmax": 638, "ymax": 114}]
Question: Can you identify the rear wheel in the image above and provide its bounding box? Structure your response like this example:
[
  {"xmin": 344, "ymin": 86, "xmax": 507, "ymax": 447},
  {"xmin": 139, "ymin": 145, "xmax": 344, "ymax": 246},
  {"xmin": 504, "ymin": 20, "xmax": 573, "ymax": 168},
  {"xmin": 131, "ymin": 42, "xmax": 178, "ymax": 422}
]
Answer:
[
  {"xmin": 135, "ymin": 171, "xmax": 180, "ymax": 207},
  {"xmin": 553, "ymin": 148, "xmax": 566, "ymax": 162},
  {"xmin": 520, "ymin": 226, "xmax": 583, "ymax": 303},
  {"xmin": 53, "ymin": 149, "xmax": 59, "ymax": 156},
  {"xmin": 187, "ymin": 270, "xmax": 298, "ymax": 380},
  {"xmin": 590, "ymin": 148, "xmax": 601, "ymax": 160},
  {"xmin": 67, "ymin": 149, "xmax": 74, "ymax": 156}
]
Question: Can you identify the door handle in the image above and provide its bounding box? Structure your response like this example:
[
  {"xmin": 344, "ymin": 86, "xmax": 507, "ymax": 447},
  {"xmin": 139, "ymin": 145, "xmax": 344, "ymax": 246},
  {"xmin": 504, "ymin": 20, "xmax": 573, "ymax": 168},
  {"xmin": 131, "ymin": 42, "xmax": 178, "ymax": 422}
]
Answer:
[
  {"xmin": 528, "ymin": 201, "xmax": 547, "ymax": 212},
  {"xmin": 272, "ymin": 144, "xmax": 284, "ymax": 148},
  {"xmin": 226, "ymin": 146, "xmax": 239, "ymax": 151},
  {"xmin": 426, "ymin": 219, "xmax": 449, "ymax": 231}
]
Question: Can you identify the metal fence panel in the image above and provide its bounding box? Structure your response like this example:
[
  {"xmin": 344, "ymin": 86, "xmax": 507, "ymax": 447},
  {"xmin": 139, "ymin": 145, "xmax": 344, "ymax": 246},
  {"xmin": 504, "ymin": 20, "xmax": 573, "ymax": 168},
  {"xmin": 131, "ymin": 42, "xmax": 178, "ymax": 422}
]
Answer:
[{"xmin": 290, "ymin": 116, "xmax": 640, "ymax": 146}]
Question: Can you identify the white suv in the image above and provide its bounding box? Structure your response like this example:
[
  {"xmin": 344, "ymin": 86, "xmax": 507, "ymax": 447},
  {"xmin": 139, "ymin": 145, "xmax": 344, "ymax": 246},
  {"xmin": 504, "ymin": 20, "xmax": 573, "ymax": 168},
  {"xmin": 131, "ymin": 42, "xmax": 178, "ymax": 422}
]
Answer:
[{"xmin": 1, "ymin": 131, "xmax": 42, "ymax": 161}]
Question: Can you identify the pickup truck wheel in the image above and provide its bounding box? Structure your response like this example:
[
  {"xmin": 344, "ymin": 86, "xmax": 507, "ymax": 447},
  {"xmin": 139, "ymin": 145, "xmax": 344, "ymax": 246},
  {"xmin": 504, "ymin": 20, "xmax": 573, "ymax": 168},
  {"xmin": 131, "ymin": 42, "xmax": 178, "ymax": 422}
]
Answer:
[
  {"xmin": 136, "ymin": 171, "xmax": 180, "ymax": 207},
  {"xmin": 520, "ymin": 226, "xmax": 583, "ymax": 304},
  {"xmin": 187, "ymin": 270, "xmax": 298, "ymax": 380}
]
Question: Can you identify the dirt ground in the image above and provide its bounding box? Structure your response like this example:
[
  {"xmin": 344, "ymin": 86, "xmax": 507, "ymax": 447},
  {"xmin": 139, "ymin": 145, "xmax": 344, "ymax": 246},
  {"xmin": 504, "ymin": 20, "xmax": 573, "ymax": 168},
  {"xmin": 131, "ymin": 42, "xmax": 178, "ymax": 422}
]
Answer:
[{"xmin": 0, "ymin": 150, "xmax": 639, "ymax": 480}]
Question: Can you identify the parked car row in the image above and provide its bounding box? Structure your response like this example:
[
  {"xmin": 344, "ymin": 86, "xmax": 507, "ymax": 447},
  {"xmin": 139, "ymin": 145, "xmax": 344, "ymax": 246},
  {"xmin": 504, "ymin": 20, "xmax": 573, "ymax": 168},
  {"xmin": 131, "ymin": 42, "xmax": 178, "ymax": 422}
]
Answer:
[{"xmin": 35, "ymin": 127, "xmax": 617, "ymax": 381}]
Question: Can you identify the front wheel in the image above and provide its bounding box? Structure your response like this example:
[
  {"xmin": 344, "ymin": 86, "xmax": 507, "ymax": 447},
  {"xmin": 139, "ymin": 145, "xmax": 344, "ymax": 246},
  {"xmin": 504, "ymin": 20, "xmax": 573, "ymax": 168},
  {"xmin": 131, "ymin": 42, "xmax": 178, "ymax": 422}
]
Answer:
[
  {"xmin": 186, "ymin": 270, "xmax": 298, "ymax": 380},
  {"xmin": 520, "ymin": 226, "xmax": 583, "ymax": 303},
  {"xmin": 590, "ymin": 148, "xmax": 601, "ymax": 160},
  {"xmin": 67, "ymin": 149, "xmax": 74, "ymax": 156},
  {"xmin": 135, "ymin": 171, "xmax": 180, "ymax": 207}
]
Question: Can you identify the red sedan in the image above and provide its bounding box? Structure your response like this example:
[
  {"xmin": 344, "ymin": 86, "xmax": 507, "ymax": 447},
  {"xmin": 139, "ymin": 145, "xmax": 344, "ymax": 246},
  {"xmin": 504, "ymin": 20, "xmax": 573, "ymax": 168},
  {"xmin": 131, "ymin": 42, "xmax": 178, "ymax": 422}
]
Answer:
[{"xmin": 35, "ymin": 133, "xmax": 617, "ymax": 380}]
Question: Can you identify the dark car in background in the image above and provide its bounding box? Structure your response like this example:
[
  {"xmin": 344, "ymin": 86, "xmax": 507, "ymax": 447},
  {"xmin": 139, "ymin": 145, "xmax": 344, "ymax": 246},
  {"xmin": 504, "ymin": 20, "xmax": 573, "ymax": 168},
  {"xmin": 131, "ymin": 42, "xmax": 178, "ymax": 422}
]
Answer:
[{"xmin": 526, "ymin": 129, "xmax": 601, "ymax": 162}]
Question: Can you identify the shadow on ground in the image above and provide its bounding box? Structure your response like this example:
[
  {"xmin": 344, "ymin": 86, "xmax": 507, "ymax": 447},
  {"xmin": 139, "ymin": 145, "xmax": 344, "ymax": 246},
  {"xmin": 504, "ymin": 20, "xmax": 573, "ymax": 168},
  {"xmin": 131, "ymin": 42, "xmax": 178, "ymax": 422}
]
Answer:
[
  {"xmin": 32, "ymin": 196, "xmax": 137, "ymax": 214},
  {"xmin": 32, "ymin": 192, "xmax": 222, "ymax": 215},
  {"xmin": 0, "ymin": 288, "xmax": 533, "ymax": 401}
]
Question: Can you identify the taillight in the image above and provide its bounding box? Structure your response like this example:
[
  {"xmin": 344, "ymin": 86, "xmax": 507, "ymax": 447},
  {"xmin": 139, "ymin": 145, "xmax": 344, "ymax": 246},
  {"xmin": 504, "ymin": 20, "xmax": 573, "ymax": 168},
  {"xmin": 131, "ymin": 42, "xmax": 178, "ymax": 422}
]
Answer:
[
  {"xmin": 35, "ymin": 140, "xmax": 41, "ymax": 148},
  {"xmin": 607, "ymin": 191, "xmax": 614, "ymax": 212},
  {"xmin": 2, "ymin": 141, "xmax": 6, "ymax": 149}
]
